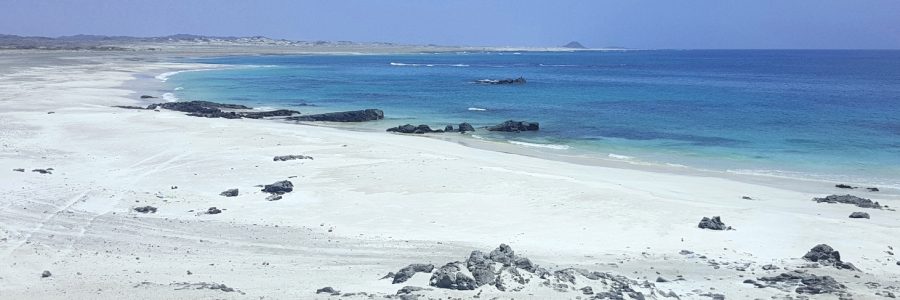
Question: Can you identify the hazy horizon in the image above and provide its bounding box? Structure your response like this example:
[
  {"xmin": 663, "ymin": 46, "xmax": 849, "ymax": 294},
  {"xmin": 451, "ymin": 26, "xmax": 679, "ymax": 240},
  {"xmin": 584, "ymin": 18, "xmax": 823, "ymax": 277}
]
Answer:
[{"xmin": 2, "ymin": 0, "xmax": 900, "ymax": 49}]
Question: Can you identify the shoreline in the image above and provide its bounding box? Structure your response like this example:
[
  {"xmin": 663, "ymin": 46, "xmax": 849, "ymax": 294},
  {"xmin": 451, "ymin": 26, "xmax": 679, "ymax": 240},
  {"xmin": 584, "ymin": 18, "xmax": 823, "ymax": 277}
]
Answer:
[
  {"xmin": 2, "ymin": 50, "xmax": 898, "ymax": 299},
  {"xmin": 155, "ymin": 54, "xmax": 900, "ymax": 194}
]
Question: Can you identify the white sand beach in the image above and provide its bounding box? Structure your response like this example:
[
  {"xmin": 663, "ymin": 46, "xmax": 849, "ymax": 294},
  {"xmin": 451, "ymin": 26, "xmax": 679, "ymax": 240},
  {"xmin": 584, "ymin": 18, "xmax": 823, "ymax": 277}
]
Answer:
[{"xmin": 1, "ymin": 51, "xmax": 898, "ymax": 299}]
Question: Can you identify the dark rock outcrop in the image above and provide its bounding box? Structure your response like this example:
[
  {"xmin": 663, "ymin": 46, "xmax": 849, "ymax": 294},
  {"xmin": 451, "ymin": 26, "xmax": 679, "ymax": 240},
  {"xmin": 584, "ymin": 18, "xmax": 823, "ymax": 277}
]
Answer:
[
  {"xmin": 458, "ymin": 123, "xmax": 475, "ymax": 133},
  {"xmin": 429, "ymin": 262, "xmax": 477, "ymax": 290},
  {"xmin": 220, "ymin": 189, "xmax": 239, "ymax": 197},
  {"xmin": 392, "ymin": 264, "xmax": 435, "ymax": 284},
  {"xmin": 813, "ymin": 194, "xmax": 882, "ymax": 209},
  {"xmin": 288, "ymin": 109, "xmax": 384, "ymax": 122},
  {"xmin": 41, "ymin": 270, "xmax": 51, "ymax": 278},
  {"xmin": 476, "ymin": 77, "xmax": 526, "ymax": 85},
  {"xmin": 487, "ymin": 120, "xmax": 539, "ymax": 132},
  {"xmin": 32, "ymin": 169, "xmax": 52, "ymax": 174},
  {"xmin": 12, "ymin": 168, "xmax": 25, "ymax": 172},
  {"xmin": 444, "ymin": 125, "xmax": 454, "ymax": 132},
  {"xmin": 835, "ymin": 184, "xmax": 855, "ymax": 189},
  {"xmin": 698, "ymin": 216, "xmax": 732, "ymax": 230},
  {"xmin": 147, "ymin": 101, "xmax": 297, "ymax": 119},
  {"xmin": 207, "ymin": 207, "xmax": 222, "ymax": 214},
  {"xmin": 113, "ymin": 105, "xmax": 148, "ymax": 110},
  {"xmin": 140, "ymin": 95, "xmax": 157, "ymax": 99},
  {"xmin": 757, "ymin": 271, "xmax": 846, "ymax": 295},
  {"xmin": 240, "ymin": 109, "xmax": 299, "ymax": 119},
  {"xmin": 802, "ymin": 244, "xmax": 858, "ymax": 271},
  {"xmin": 273, "ymin": 155, "xmax": 313, "ymax": 161},
  {"xmin": 387, "ymin": 124, "xmax": 436, "ymax": 134},
  {"xmin": 849, "ymin": 212, "xmax": 870, "ymax": 219},
  {"xmin": 867, "ymin": 187, "xmax": 880, "ymax": 192},
  {"xmin": 262, "ymin": 180, "xmax": 293, "ymax": 194},
  {"xmin": 134, "ymin": 206, "xmax": 157, "ymax": 213},
  {"xmin": 316, "ymin": 286, "xmax": 340, "ymax": 295}
]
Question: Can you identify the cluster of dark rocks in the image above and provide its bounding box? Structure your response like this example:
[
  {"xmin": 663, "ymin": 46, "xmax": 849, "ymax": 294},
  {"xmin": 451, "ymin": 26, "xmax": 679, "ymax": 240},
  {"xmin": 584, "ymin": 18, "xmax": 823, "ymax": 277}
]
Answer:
[
  {"xmin": 117, "ymin": 101, "xmax": 301, "ymax": 119},
  {"xmin": 748, "ymin": 270, "xmax": 847, "ymax": 295},
  {"xmin": 835, "ymin": 183, "xmax": 880, "ymax": 192},
  {"xmin": 273, "ymin": 155, "xmax": 313, "ymax": 161},
  {"xmin": 387, "ymin": 120, "xmax": 540, "ymax": 134},
  {"xmin": 287, "ymin": 109, "xmax": 384, "ymax": 122},
  {"xmin": 134, "ymin": 206, "xmax": 158, "ymax": 213},
  {"xmin": 698, "ymin": 216, "xmax": 733, "ymax": 230},
  {"xmin": 387, "ymin": 123, "xmax": 476, "ymax": 134},
  {"xmin": 261, "ymin": 180, "xmax": 293, "ymax": 201},
  {"xmin": 813, "ymin": 194, "xmax": 882, "ymax": 209},
  {"xmin": 802, "ymin": 244, "xmax": 859, "ymax": 271},
  {"xmin": 475, "ymin": 77, "xmax": 526, "ymax": 85},
  {"xmin": 380, "ymin": 244, "xmax": 667, "ymax": 298},
  {"xmin": 219, "ymin": 189, "xmax": 239, "ymax": 197},
  {"xmin": 31, "ymin": 168, "xmax": 53, "ymax": 174}
]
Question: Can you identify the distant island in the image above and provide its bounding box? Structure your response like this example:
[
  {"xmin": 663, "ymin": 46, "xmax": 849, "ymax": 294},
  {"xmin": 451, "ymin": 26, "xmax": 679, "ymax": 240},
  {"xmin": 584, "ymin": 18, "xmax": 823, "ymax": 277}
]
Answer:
[{"xmin": 561, "ymin": 41, "xmax": 587, "ymax": 49}]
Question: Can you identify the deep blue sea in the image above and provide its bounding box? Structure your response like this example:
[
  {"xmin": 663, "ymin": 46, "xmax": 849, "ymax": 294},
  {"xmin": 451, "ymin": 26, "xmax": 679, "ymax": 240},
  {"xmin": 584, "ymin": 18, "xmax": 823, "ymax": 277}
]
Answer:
[{"xmin": 163, "ymin": 50, "xmax": 900, "ymax": 187}]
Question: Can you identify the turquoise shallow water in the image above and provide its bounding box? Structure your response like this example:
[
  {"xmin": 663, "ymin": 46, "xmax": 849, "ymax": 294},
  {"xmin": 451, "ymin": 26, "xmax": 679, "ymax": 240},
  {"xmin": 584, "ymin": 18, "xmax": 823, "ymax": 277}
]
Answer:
[{"xmin": 163, "ymin": 50, "xmax": 900, "ymax": 187}]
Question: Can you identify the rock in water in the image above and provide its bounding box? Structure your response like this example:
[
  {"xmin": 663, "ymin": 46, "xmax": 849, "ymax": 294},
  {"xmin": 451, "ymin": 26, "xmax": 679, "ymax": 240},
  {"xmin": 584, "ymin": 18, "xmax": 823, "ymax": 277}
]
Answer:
[
  {"xmin": 392, "ymin": 264, "xmax": 435, "ymax": 284},
  {"xmin": 698, "ymin": 216, "xmax": 732, "ymax": 230},
  {"xmin": 802, "ymin": 244, "xmax": 858, "ymax": 271},
  {"xmin": 867, "ymin": 187, "xmax": 880, "ymax": 192},
  {"xmin": 813, "ymin": 194, "xmax": 882, "ymax": 209},
  {"xmin": 288, "ymin": 109, "xmax": 384, "ymax": 122},
  {"xmin": 134, "ymin": 206, "xmax": 157, "ymax": 213},
  {"xmin": 262, "ymin": 180, "xmax": 293, "ymax": 194},
  {"xmin": 458, "ymin": 122, "xmax": 475, "ymax": 132},
  {"xmin": 220, "ymin": 189, "xmax": 239, "ymax": 197},
  {"xmin": 487, "ymin": 120, "xmax": 539, "ymax": 132},
  {"xmin": 849, "ymin": 212, "xmax": 870, "ymax": 219}
]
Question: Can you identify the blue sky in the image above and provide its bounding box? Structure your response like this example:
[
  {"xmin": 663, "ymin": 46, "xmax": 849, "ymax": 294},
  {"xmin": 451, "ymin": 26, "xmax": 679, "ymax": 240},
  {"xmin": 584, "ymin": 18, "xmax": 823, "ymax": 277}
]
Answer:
[{"xmin": 2, "ymin": 0, "xmax": 899, "ymax": 49}]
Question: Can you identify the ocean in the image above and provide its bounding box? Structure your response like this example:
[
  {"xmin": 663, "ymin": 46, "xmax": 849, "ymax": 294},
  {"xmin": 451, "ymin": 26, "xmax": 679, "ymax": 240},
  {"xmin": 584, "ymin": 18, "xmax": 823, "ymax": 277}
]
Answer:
[{"xmin": 162, "ymin": 50, "xmax": 900, "ymax": 187}]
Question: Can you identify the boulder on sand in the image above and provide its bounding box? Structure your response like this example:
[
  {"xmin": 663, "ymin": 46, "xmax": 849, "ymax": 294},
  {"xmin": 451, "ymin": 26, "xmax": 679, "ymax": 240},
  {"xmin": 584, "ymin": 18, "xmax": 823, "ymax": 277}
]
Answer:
[
  {"xmin": 262, "ymin": 180, "xmax": 293, "ymax": 194},
  {"xmin": 220, "ymin": 189, "xmax": 239, "ymax": 197},
  {"xmin": 802, "ymin": 244, "xmax": 858, "ymax": 271},
  {"xmin": 392, "ymin": 264, "xmax": 435, "ymax": 284},
  {"xmin": 288, "ymin": 109, "xmax": 384, "ymax": 122},
  {"xmin": 273, "ymin": 155, "xmax": 313, "ymax": 161},
  {"xmin": 848, "ymin": 212, "xmax": 869, "ymax": 219},
  {"xmin": 134, "ymin": 206, "xmax": 157, "ymax": 213},
  {"xmin": 698, "ymin": 216, "xmax": 732, "ymax": 230},
  {"xmin": 487, "ymin": 120, "xmax": 539, "ymax": 132}
]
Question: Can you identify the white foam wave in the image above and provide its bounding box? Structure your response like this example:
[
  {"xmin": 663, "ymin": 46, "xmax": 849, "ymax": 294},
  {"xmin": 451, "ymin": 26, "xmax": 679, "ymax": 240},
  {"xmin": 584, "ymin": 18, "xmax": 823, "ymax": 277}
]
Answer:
[
  {"xmin": 155, "ymin": 65, "xmax": 274, "ymax": 82},
  {"xmin": 467, "ymin": 107, "xmax": 487, "ymax": 111},
  {"xmin": 539, "ymin": 64, "xmax": 577, "ymax": 67},
  {"xmin": 390, "ymin": 62, "xmax": 470, "ymax": 67},
  {"xmin": 161, "ymin": 92, "xmax": 179, "ymax": 102},
  {"xmin": 470, "ymin": 135, "xmax": 484, "ymax": 139},
  {"xmin": 608, "ymin": 153, "xmax": 634, "ymax": 160},
  {"xmin": 174, "ymin": 87, "xmax": 184, "ymax": 91},
  {"xmin": 508, "ymin": 140, "xmax": 570, "ymax": 150}
]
